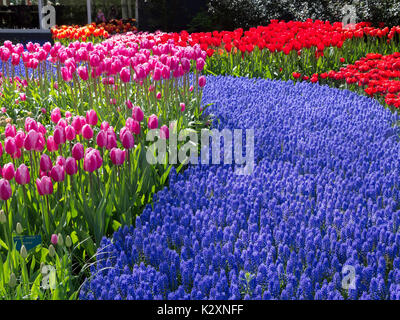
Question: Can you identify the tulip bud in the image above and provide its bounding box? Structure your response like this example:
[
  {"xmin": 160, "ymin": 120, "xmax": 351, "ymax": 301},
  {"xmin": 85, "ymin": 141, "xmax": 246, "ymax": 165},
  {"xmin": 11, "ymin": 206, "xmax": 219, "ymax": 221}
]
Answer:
[
  {"xmin": 57, "ymin": 233, "xmax": 64, "ymax": 246},
  {"xmin": 86, "ymin": 109, "xmax": 98, "ymax": 126},
  {"xmin": 180, "ymin": 102, "xmax": 186, "ymax": 112},
  {"xmin": 65, "ymin": 125, "xmax": 76, "ymax": 141},
  {"xmin": 96, "ymin": 131, "xmax": 107, "ymax": 148},
  {"xmin": 16, "ymin": 222, "xmax": 23, "ymax": 234},
  {"xmin": 65, "ymin": 235, "xmax": 72, "ymax": 248},
  {"xmin": 8, "ymin": 273, "xmax": 16, "ymax": 288},
  {"xmin": 121, "ymin": 130, "xmax": 135, "ymax": 149},
  {"xmin": 2, "ymin": 163, "xmax": 15, "ymax": 181},
  {"xmin": 20, "ymin": 245, "xmax": 27, "ymax": 259},
  {"xmin": 0, "ymin": 210, "xmax": 6, "ymax": 224},
  {"xmin": 51, "ymin": 234, "xmax": 58, "ymax": 245},
  {"xmin": 53, "ymin": 126, "xmax": 66, "ymax": 145},
  {"xmin": 48, "ymin": 244, "xmax": 56, "ymax": 257}
]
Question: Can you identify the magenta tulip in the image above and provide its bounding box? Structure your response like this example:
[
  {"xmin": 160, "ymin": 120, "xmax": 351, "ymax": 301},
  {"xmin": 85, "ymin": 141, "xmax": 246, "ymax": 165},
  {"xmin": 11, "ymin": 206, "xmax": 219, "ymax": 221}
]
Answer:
[
  {"xmin": 86, "ymin": 109, "xmax": 98, "ymax": 126},
  {"xmin": 46, "ymin": 136, "xmax": 58, "ymax": 152},
  {"xmin": 160, "ymin": 125, "xmax": 170, "ymax": 139},
  {"xmin": 199, "ymin": 75, "xmax": 206, "ymax": 88},
  {"xmin": 148, "ymin": 114, "xmax": 159, "ymax": 129},
  {"xmin": 4, "ymin": 137, "xmax": 17, "ymax": 155},
  {"xmin": 5, "ymin": 124, "xmax": 16, "ymax": 138},
  {"xmin": 65, "ymin": 125, "xmax": 76, "ymax": 141},
  {"xmin": 96, "ymin": 131, "xmax": 107, "ymax": 148},
  {"xmin": 132, "ymin": 106, "xmax": 144, "ymax": 122},
  {"xmin": 51, "ymin": 107, "xmax": 61, "ymax": 124},
  {"xmin": 82, "ymin": 124, "xmax": 94, "ymax": 140},
  {"xmin": 110, "ymin": 148, "xmax": 126, "ymax": 166},
  {"xmin": 180, "ymin": 102, "xmax": 186, "ymax": 112},
  {"xmin": 0, "ymin": 179, "xmax": 12, "ymax": 201},
  {"xmin": 15, "ymin": 164, "xmax": 30, "ymax": 185},
  {"xmin": 53, "ymin": 126, "xmax": 66, "ymax": 145},
  {"xmin": 121, "ymin": 130, "xmax": 135, "ymax": 149},
  {"xmin": 2, "ymin": 163, "xmax": 15, "ymax": 181},
  {"xmin": 51, "ymin": 234, "xmax": 58, "ymax": 245},
  {"xmin": 15, "ymin": 131, "xmax": 25, "ymax": 148},
  {"xmin": 40, "ymin": 154, "xmax": 53, "ymax": 172},
  {"xmin": 120, "ymin": 67, "xmax": 130, "ymax": 83},
  {"xmin": 72, "ymin": 143, "xmax": 84, "ymax": 161},
  {"xmin": 50, "ymin": 165, "xmax": 65, "ymax": 182},
  {"xmin": 65, "ymin": 157, "xmax": 78, "ymax": 176},
  {"xmin": 36, "ymin": 176, "xmax": 53, "ymax": 196},
  {"xmin": 24, "ymin": 129, "xmax": 39, "ymax": 151}
]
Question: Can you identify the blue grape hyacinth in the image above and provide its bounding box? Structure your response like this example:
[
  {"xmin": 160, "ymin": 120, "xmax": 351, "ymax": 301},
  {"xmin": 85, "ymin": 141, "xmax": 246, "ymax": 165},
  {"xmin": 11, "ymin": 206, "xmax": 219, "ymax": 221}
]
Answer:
[{"xmin": 80, "ymin": 76, "xmax": 400, "ymax": 300}]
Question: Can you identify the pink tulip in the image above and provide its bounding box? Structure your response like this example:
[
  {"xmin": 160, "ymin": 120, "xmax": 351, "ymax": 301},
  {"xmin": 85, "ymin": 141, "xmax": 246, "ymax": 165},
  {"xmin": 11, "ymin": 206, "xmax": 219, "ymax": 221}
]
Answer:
[
  {"xmin": 2, "ymin": 162, "xmax": 14, "ymax": 181},
  {"xmin": 15, "ymin": 164, "xmax": 30, "ymax": 185},
  {"xmin": 0, "ymin": 142, "xmax": 2, "ymax": 157},
  {"xmin": 65, "ymin": 157, "xmax": 78, "ymax": 176},
  {"xmin": 180, "ymin": 102, "xmax": 186, "ymax": 112},
  {"xmin": 36, "ymin": 176, "xmax": 53, "ymax": 196},
  {"xmin": 121, "ymin": 130, "xmax": 135, "ymax": 149},
  {"xmin": 19, "ymin": 93, "xmax": 26, "ymax": 101},
  {"xmin": 12, "ymin": 148, "xmax": 22, "ymax": 159},
  {"xmin": 120, "ymin": 67, "xmax": 131, "ymax": 83},
  {"xmin": 51, "ymin": 234, "xmax": 58, "ymax": 245},
  {"xmin": 38, "ymin": 123, "xmax": 47, "ymax": 135},
  {"xmin": 4, "ymin": 137, "xmax": 17, "ymax": 155},
  {"xmin": 77, "ymin": 66, "xmax": 89, "ymax": 81},
  {"xmin": 132, "ymin": 106, "xmax": 144, "ymax": 122},
  {"xmin": 51, "ymin": 107, "xmax": 61, "ymax": 124},
  {"xmin": 0, "ymin": 179, "xmax": 12, "ymax": 201},
  {"xmin": 57, "ymin": 118, "xmax": 68, "ymax": 129},
  {"xmin": 56, "ymin": 156, "xmax": 66, "ymax": 167},
  {"xmin": 148, "ymin": 114, "xmax": 159, "ymax": 129},
  {"xmin": 82, "ymin": 124, "xmax": 94, "ymax": 140},
  {"xmin": 50, "ymin": 165, "xmax": 65, "ymax": 182},
  {"xmin": 156, "ymin": 92, "xmax": 162, "ymax": 100},
  {"xmin": 125, "ymin": 100, "xmax": 133, "ymax": 110},
  {"xmin": 40, "ymin": 154, "xmax": 53, "ymax": 172},
  {"xmin": 96, "ymin": 131, "xmax": 107, "ymax": 148},
  {"xmin": 5, "ymin": 124, "xmax": 16, "ymax": 138},
  {"xmin": 84, "ymin": 148, "xmax": 102, "ymax": 172},
  {"xmin": 199, "ymin": 76, "xmax": 206, "ymax": 88},
  {"xmin": 106, "ymin": 129, "xmax": 117, "ymax": 150},
  {"xmin": 72, "ymin": 143, "xmax": 84, "ymax": 161},
  {"xmin": 24, "ymin": 129, "xmax": 39, "ymax": 151},
  {"xmin": 71, "ymin": 116, "xmax": 83, "ymax": 134},
  {"xmin": 36, "ymin": 134, "xmax": 46, "ymax": 152},
  {"xmin": 101, "ymin": 121, "xmax": 109, "ymax": 131},
  {"xmin": 65, "ymin": 125, "xmax": 76, "ymax": 141},
  {"xmin": 110, "ymin": 148, "xmax": 126, "ymax": 166},
  {"xmin": 46, "ymin": 136, "xmax": 58, "ymax": 152},
  {"xmin": 160, "ymin": 125, "xmax": 170, "ymax": 139},
  {"xmin": 196, "ymin": 58, "xmax": 205, "ymax": 71},
  {"xmin": 86, "ymin": 109, "xmax": 98, "ymax": 126},
  {"xmin": 53, "ymin": 126, "xmax": 66, "ymax": 145},
  {"xmin": 126, "ymin": 118, "xmax": 141, "ymax": 135}
]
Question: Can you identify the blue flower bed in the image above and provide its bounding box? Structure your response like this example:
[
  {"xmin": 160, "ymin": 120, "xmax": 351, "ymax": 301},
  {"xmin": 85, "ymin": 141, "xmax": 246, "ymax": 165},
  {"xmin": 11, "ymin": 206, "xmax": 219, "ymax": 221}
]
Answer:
[{"xmin": 79, "ymin": 76, "xmax": 400, "ymax": 300}]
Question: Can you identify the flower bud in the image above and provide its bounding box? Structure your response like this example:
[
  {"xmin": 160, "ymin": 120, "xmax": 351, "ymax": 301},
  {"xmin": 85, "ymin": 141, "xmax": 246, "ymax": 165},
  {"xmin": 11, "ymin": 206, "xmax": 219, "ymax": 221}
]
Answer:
[
  {"xmin": 20, "ymin": 245, "xmax": 27, "ymax": 259},
  {"xmin": 8, "ymin": 272, "xmax": 16, "ymax": 288},
  {"xmin": 48, "ymin": 244, "xmax": 56, "ymax": 257},
  {"xmin": 0, "ymin": 210, "xmax": 6, "ymax": 224},
  {"xmin": 65, "ymin": 235, "xmax": 72, "ymax": 248},
  {"xmin": 16, "ymin": 222, "xmax": 23, "ymax": 234},
  {"xmin": 51, "ymin": 234, "xmax": 58, "ymax": 245},
  {"xmin": 57, "ymin": 233, "xmax": 64, "ymax": 246}
]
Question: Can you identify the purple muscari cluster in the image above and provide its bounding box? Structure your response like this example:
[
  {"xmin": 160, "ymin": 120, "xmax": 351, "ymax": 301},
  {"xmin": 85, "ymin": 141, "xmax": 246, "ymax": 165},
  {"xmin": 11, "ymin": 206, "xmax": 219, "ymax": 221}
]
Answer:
[{"xmin": 80, "ymin": 76, "xmax": 400, "ymax": 300}]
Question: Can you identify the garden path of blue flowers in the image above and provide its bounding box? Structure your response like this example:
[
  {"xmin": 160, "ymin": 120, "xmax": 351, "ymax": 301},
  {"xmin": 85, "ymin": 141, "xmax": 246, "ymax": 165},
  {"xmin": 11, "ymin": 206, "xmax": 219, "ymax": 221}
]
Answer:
[{"xmin": 80, "ymin": 76, "xmax": 400, "ymax": 300}]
